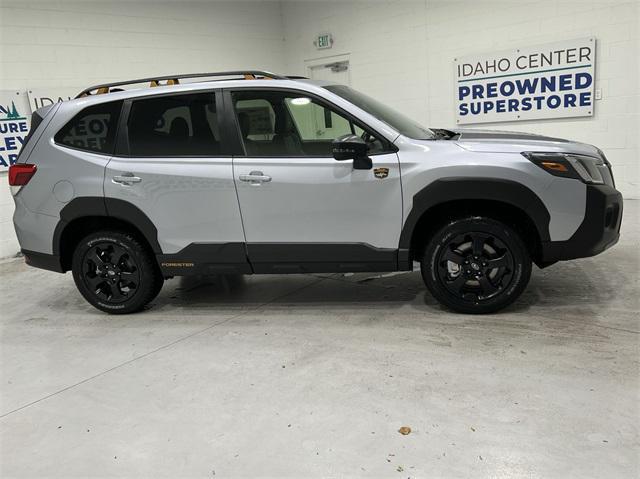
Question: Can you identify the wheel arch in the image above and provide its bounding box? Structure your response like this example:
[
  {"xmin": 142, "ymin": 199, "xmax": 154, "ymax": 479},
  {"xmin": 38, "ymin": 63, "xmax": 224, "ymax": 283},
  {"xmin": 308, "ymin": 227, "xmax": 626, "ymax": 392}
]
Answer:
[
  {"xmin": 399, "ymin": 178, "xmax": 551, "ymax": 267},
  {"xmin": 53, "ymin": 197, "xmax": 161, "ymax": 272}
]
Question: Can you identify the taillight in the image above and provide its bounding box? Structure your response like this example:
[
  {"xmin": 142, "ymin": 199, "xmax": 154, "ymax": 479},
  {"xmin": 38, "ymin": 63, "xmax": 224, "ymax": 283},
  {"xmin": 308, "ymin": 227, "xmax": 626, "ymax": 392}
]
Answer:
[{"xmin": 8, "ymin": 164, "xmax": 37, "ymax": 186}]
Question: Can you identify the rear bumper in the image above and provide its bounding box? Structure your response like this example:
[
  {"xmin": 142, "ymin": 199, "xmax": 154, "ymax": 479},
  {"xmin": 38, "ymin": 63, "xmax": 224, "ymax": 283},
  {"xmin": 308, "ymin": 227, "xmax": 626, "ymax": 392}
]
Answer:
[
  {"xmin": 21, "ymin": 249, "xmax": 64, "ymax": 273},
  {"xmin": 540, "ymin": 184, "xmax": 623, "ymax": 262},
  {"xmin": 13, "ymin": 195, "xmax": 60, "ymax": 254}
]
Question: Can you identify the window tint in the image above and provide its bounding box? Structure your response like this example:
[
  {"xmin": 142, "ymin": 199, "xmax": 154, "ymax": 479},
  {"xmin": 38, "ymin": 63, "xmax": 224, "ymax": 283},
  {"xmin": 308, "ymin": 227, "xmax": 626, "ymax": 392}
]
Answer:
[
  {"xmin": 127, "ymin": 92, "xmax": 219, "ymax": 156},
  {"xmin": 55, "ymin": 101, "xmax": 122, "ymax": 154},
  {"xmin": 232, "ymin": 90, "xmax": 386, "ymax": 157}
]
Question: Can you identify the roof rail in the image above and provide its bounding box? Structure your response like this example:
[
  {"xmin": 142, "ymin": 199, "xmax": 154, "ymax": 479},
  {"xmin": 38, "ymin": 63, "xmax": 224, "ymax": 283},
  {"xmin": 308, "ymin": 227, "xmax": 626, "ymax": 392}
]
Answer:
[{"xmin": 75, "ymin": 70, "xmax": 288, "ymax": 98}]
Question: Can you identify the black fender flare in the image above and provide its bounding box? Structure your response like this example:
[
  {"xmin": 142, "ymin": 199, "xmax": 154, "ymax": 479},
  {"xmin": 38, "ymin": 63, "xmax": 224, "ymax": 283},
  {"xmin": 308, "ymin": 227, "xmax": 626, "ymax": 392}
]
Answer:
[
  {"xmin": 53, "ymin": 197, "xmax": 162, "ymax": 256},
  {"xmin": 398, "ymin": 177, "xmax": 551, "ymax": 256}
]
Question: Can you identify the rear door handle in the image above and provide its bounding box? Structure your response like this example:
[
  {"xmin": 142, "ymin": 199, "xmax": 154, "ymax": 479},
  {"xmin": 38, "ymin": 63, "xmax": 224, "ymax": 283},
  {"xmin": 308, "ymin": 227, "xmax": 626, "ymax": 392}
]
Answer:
[
  {"xmin": 112, "ymin": 174, "xmax": 142, "ymax": 185},
  {"xmin": 239, "ymin": 171, "xmax": 272, "ymax": 185}
]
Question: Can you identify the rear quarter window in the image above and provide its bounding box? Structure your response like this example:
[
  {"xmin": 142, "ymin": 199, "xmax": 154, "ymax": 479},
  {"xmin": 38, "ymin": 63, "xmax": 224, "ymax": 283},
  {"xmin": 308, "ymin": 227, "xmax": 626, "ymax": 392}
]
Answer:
[{"xmin": 55, "ymin": 100, "xmax": 122, "ymax": 154}]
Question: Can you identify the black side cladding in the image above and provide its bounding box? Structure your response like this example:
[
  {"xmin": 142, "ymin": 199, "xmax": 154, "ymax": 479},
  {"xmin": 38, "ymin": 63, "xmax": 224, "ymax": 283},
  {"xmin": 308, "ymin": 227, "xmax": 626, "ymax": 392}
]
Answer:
[
  {"xmin": 247, "ymin": 243, "xmax": 398, "ymax": 274},
  {"xmin": 157, "ymin": 242, "xmax": 398, "ymax": 275},
  {"xmin": 157, "ymin": 243, "xmax": 252, "ymax": 275},
  {"xmin": 53, "ymin": 197, "xmax": 162, "ymax": 257}
]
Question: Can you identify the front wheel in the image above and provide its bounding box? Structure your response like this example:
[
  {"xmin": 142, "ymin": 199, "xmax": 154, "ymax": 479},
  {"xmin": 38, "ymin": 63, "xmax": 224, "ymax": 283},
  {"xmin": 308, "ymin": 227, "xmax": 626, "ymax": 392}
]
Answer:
[
  {"xmin": 72, "ymin": 230, "xmax": 163, "ymax": 314},
  {"xmin": 421, "ymin": 217, "xmax": 531, "ymax": 314}
]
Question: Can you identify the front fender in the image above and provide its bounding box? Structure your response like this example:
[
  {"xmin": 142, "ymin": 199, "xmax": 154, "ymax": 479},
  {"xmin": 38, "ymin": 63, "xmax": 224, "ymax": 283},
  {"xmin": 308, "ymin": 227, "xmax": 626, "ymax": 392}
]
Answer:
[{"xmin": 398, "ymin": 177, "xmax": 551, "ymax": 261}]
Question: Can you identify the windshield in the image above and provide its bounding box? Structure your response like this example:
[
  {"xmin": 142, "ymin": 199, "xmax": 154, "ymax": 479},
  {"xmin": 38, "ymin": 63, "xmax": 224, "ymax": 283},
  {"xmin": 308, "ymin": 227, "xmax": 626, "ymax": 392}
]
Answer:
[{"xmin": 324, "ymin": 85, "xmax": 434, "ymax": 140}]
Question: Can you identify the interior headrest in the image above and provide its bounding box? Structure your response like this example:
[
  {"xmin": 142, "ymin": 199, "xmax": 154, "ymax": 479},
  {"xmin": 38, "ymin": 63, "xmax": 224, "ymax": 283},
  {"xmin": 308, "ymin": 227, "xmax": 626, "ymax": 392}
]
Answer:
[{"xmin": 169, "ymin": 117, "xmax": 189, "ymax": 138}]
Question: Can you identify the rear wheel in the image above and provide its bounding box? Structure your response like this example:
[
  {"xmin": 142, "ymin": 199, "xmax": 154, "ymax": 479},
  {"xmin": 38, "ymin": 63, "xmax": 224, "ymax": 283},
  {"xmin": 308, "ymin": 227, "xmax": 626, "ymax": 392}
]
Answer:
[
  {"xmin": 421, "ymin": 217, "xmax": 531, "ymax": 314},
  {"xmin": 72, "ymin": 230, "xmax": 163, "ymax": 314}
]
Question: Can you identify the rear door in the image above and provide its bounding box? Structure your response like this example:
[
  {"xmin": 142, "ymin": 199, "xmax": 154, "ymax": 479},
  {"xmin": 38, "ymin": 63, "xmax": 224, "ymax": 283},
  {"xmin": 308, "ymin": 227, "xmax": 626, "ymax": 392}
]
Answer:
[
  {"xmin": 228, "ymin": 88, "xmax": 403, "ymax": 273},
  {"xmin": 104, "ymin": 90, "xmax": 248, "ymax": 272}
]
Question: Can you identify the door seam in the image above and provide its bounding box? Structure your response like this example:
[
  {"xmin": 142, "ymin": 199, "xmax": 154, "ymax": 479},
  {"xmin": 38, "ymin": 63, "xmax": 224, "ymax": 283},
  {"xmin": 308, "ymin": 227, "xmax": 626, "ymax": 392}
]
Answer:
[{"xmin": 231, "ymin": 156, "xmax": 253, "ymax": 271}]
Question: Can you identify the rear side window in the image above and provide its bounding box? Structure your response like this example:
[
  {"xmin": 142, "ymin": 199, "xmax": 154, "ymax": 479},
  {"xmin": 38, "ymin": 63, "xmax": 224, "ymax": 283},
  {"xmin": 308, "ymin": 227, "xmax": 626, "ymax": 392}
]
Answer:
[
  {"xmin": 55, "ymin": 100, "xmax": 122, "ymax": 154},
  {"xmin": 127, "ymin": 92, "xmax": 219, "ymax": 156}
]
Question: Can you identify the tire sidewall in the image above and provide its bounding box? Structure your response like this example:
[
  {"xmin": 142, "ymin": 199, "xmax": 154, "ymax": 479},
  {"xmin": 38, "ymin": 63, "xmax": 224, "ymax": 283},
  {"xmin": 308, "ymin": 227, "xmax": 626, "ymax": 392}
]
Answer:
[
  {"xmin": 72, "ymin": 231, "xmax": 156, "ymax": 314},
  {"xmin": 422, "ymin": 217, "xmax": 531, "ymax": 314}
]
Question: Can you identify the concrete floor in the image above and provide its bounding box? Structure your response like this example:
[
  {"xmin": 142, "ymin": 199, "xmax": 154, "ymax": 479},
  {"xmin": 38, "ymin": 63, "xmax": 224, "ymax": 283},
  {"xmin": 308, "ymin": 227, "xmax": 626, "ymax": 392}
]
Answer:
[{"xmin": 1, "ymin": 203, "xmax": 638, "ymax": 479}]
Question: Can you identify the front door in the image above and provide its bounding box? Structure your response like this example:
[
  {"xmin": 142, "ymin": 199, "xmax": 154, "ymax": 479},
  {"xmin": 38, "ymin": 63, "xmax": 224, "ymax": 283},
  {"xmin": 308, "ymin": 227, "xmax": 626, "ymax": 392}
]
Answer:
[{"xmin": 229, "ymin": 88, "xmax": 402, "ymax": 273}]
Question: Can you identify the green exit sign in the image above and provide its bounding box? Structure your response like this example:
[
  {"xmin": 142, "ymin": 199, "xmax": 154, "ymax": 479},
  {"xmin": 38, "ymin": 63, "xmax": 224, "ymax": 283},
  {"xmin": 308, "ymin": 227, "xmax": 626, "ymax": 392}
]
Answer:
[{"xmin": 317, "ymin": 33, "xmax": 332, "ymax": 49}]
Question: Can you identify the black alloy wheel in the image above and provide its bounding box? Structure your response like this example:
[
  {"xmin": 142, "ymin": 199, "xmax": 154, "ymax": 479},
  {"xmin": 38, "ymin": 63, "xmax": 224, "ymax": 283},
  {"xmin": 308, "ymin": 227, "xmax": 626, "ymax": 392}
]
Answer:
[
  {"xmin": 81, "ymin": 241, "xmax": 141, "ymax": 303},
  {"xmin": 72, "ymin": 231, "xmax": 163, "ymax": 314},
  {"xmin": 437, "ymin": 231, "xmax": 515, "ymax": 301},
  {"xmin": 421, "ymin": 217, "xmax": 531, "ymax": 314}
]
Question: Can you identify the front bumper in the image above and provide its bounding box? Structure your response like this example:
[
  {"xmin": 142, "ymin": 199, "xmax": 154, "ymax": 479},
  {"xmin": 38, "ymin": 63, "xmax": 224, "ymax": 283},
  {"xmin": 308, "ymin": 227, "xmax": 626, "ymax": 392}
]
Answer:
[{"xmin": 540, "ymin": 184, "xmax": 623, "ymax": 262}]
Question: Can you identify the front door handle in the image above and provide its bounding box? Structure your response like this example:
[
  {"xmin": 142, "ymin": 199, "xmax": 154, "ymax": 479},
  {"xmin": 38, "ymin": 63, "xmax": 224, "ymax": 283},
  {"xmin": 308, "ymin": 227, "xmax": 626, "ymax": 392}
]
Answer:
[
  {"xmin": 239, "ymin": 171, "xmax": 272, "ymax": 185},
  {"xmin": 112, "ymin": 174, "xmax": 142, "ymax": 186}
]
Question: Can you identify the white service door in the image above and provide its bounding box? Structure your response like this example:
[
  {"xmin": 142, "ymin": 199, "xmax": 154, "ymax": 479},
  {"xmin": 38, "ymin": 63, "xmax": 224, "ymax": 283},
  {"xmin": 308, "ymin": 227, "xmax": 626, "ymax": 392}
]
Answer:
[{"xmin": 308, "ymin": 60, "xmax": 350, "ymax": 85}]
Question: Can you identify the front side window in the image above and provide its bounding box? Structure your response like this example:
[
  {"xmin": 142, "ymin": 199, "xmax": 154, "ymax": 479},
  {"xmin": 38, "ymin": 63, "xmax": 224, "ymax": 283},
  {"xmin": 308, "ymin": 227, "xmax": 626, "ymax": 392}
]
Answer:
[
  {"xmin": 324, "ymin": 85, "xmax": 434, "ymax": 140},
  {"xmin": 127, "ymin": 92, "xmax": 219, "ymax": 156},
  {"xmin": 55, "ymin": 100, "xmax": 122, "ymax": 154},
  {"xmin": 232, "ymin": 90, "xmax": 386, "ymax": 157}
]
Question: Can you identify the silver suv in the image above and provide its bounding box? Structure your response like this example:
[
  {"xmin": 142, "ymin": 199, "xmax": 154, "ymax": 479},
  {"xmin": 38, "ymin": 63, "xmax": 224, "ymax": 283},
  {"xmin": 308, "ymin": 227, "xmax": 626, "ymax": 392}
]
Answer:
[{"xmin": 10, "ymin": 71, "xmax": 623, "ymax": 314}]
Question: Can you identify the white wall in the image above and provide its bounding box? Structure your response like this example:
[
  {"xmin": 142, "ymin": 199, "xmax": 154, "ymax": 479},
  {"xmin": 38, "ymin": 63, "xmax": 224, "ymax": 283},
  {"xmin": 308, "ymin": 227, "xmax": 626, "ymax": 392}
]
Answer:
[
  {"xmin": 0, "ymin": 0, "xmax": 285, "ymax": 257},
  {"xmin": 0, "ymin": 0, "xmax": 286, "ymax": 91},
  {"xmin": 282, "ymin": 0, "xmax": 639, "ymax": 199}
]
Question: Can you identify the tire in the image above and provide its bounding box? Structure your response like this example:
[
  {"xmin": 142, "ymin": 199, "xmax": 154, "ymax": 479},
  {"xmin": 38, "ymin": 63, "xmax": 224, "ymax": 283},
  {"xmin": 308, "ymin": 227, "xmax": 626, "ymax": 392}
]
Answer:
[
  {"xmin": 421, "ymin": 217, "xmax": 531, "ymax": 314},
  {"xmin": 71, "ymin": 230, "xmax": 164, "ymax": 314}
]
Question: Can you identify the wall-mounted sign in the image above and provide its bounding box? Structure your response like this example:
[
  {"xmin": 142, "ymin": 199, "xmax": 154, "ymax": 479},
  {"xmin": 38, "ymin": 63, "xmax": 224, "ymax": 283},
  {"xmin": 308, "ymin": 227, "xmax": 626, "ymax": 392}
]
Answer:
[
  {"xmin": 27, "ymin": 88, "xmax": 78, "ymax": 111},
  {"xmin": 315, "ymin": 33, "xmax": 333, "ymax": 50},
  {"xmin": 0, "ymin": 91, "xmax": 31, "ymax": 170},
  {"xmin": 454, "ymin": 38, "xmax": 595, "ymax": 124}
]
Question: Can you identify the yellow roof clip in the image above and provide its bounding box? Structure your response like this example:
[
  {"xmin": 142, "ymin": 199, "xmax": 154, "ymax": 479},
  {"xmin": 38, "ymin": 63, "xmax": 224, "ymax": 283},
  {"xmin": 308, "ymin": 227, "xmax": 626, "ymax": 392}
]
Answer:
[{"xmin": 150, "ymin": 79, "xmax": 179, "ymax": 87}]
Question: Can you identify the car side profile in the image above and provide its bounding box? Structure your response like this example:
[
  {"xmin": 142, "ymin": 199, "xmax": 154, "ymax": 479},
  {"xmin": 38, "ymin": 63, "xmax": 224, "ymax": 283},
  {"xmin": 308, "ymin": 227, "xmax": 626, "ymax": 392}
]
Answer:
[{"xmin": 10, "ymin": 71, "xmax": 623, "ymax": 314}]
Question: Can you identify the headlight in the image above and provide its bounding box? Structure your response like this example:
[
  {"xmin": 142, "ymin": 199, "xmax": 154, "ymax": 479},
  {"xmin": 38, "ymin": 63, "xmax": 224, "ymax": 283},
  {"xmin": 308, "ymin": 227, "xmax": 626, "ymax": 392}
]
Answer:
[{"xmin": 521, "ymin": 152, "xmax": 605, "ymax": 184}]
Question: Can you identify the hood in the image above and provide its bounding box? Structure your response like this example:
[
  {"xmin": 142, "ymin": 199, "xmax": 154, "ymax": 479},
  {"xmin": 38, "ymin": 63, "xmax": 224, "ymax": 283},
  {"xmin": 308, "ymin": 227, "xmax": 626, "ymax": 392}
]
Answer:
[{"xmin": 451, "ymin": 128, "xmax": 601, "ymax": 157}]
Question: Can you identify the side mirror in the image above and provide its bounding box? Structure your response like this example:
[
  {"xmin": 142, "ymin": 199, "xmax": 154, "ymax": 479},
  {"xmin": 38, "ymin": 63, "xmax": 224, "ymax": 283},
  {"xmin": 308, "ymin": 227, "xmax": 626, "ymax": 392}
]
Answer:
[{"xmin": 332, "ymin": 134, "xmax": 372, "ymax": 170}]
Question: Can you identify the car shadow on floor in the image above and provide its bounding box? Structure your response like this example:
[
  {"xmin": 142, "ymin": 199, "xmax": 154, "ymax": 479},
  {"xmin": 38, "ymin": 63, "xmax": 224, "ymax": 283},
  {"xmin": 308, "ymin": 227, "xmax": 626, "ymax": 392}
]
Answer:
[
  {"xmin": 158, "ymin": 271, "xmax": 422, "ymax": 308},
  {"xmin": 153, "ymin": 257, "xmax": 627, "ymax": 315}
]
